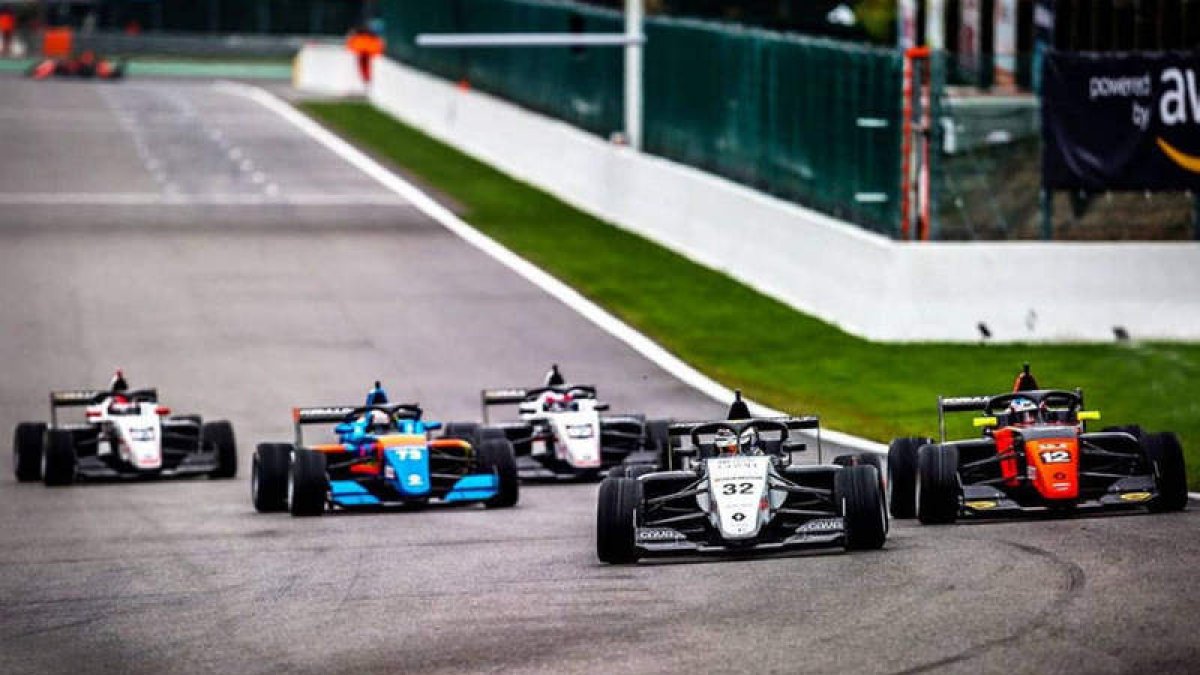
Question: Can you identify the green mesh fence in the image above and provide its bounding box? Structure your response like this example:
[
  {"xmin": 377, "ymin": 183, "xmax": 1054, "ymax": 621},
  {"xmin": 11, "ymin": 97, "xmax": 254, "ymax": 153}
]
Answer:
[{"xmin": 382, "ymin": 0, "xmax": 903, "ymax": 235}]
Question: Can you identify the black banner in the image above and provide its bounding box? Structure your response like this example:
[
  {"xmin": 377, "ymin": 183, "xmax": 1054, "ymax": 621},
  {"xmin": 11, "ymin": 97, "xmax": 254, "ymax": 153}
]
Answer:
[{"xmin": 1042, "ymin": 50, "xmax": 1200, "ymax": 191}]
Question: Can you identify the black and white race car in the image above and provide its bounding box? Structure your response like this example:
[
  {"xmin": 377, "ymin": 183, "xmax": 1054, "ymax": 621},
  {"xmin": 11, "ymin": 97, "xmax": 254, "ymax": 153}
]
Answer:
[
  {"xmin": 11, "ymin": 371, "xmax": 237, "ymax": 486},
  {"xmin": 480, "ymin": 365, "xmax": 669, "ymax": 480},
  {"xmin": 596, "ymin": 392, "xmax": 887, "ymax": 563}
]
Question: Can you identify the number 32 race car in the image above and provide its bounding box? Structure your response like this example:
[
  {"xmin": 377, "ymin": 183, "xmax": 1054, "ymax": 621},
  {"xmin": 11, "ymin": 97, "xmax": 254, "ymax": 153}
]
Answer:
[
  {"xmin": 888, "ymin": 364, "xmax": 1189, "ymax": 524},
  {"xmin": 12, "ymin": 370, "xmax": 237, "ymax": 486},
  {"xmin": 596, "ymin": 392, "xmax": 888, "ymax": 564},
  {"xmin": 252, "ymin": 381, "xmax": 519, "ymax": 516}
]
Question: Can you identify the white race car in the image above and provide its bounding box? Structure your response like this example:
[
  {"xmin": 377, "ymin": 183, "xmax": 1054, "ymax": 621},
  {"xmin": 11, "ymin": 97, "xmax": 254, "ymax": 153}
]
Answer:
[
  {"xmin": 478, "ymin": 365, "xmax": 668, "ymax": 480},
  {"xmin": 596, "ymin": 392, "xmax": 887, "ymax": 563},
  {"xmin": 12, "ymin": 371, "xmax": 237, "ymax": 486}
]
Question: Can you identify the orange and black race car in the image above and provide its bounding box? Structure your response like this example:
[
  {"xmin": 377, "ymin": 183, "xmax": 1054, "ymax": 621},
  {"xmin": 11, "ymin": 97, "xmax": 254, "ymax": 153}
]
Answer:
[
  {"xmin": 888, "ymin": 365, "xmax": 1188, "ymax": 523},
  {"xmin": 26, "ymin": 52, "xmax": 124, "ymax": 80}
]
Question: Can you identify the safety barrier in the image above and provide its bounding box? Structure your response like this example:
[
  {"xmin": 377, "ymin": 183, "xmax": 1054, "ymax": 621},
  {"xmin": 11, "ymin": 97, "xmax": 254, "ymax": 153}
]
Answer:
[
  {"xmin": 353, "ymin": 52, "xmax": 1200, "ymax": 343},
  {"xmin": 293, "ymin": 43, "xmax": 366, "ymax": 95}
]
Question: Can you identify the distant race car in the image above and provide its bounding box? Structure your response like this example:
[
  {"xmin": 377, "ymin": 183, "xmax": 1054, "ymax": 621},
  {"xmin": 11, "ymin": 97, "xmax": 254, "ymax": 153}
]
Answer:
[
  {"xmin": 11, "ymin": 370, "xmax": 237, "ymax": 486},
  {"xmin": 252, "ymin": 381, "xmax": 519, "ymax": 516},
  {"xmin": 888, "ymin": 364, "xmax": 1189, "ymax": 524},
  {"xmin": 480, "ymin": 365, "xmax": 669, "ymax": 480},
  {"xmin": 596, "ymin": 391, "xmax": 887, "ymax": 564},
  {"xmin": 27, "ymin": 52, "xmax": 125, "ymax": 80}
]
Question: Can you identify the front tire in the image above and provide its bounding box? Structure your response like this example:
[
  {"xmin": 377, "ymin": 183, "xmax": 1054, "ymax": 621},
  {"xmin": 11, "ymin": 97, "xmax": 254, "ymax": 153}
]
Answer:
[
  {"xmin": 13, "ymin": 422, "xmax": 47, "ymax": 482},
  {"xmin": 836, "ymin": 464, "xmax": 888, "ymax": 550},
  {"xmin": 596, "ymin": 477, "xmax": 642, "ymax": 564},
  {"xmin": 203, "ymin": 420, "xmax": 238, "ymax": 479},
  {"xmin": 1144, "ymin": 432, "xmax": 1188, "ymax": 513},
  {"xmin": 252, "ymin": 443, "xmax": 291, "ymax": 513},
  {"xmin": 42, "ymin": 429, "xmax": 77, "ymax": 487},
  {"xmin": 476, "ymin": 438, "xmax": 519, "ymax": 508},
  {"xmin": 887, "ymin": 437, "xmax": 929, "ymax": 519},
  {"xmin": 916, "ymin": 444, "xmax": 960, "ymax": 524},
  {"xmin": 289, "ymin": 448, "xmax": 328, "ymax": 517}
]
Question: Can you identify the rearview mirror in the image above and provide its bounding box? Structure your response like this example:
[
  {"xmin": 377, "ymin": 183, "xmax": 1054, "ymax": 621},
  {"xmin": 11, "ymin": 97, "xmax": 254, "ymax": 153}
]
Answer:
[
  {"xmin": 781, "ymin": 440, "xmax": 807, "ymax": 453},
  {"xmin": 672, "ymin": 446, "xmax": 697, "ymax": 457},
  {"xmin": 594, "ymin": 402, "xmax": 610, "ymax": 411},
  {"xmin": 1077, "ymin": 410, "xmax": 1101, "ymax": 421},
  {"xmin": 972, "ymin": 416, "xmax": 998, "ymax": 428},
  {"xmin": 334, "ymin": 422, "xmax": 354, "ymax": 434},
  {"xmin": 425, "ymin": 421, "xmax": 442, "ymax": 430}
]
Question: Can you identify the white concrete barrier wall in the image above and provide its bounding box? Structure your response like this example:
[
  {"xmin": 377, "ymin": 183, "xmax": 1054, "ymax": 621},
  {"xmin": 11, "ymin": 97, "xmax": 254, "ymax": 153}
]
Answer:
[
  {"xmin": 356, "ymin": 52, "xmax": 1200, "ymax": 343},
  {"xmin": 293, "ymin": 43, "xmax": 366, "ymax": 97}
]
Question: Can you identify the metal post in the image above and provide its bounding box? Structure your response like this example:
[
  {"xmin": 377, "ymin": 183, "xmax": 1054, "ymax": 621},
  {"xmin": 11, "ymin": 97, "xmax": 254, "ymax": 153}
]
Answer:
[
  {"xmin": 1192, "ymin": 192, "xmax": 1200, "ymax": 241},
  {"xmin": 1040, "ymin": 188, "xmax": 1054, "ymax": 240},
  {"xmin": 624, "ymin": 0, "xmax": 643, "ymax": 150}
]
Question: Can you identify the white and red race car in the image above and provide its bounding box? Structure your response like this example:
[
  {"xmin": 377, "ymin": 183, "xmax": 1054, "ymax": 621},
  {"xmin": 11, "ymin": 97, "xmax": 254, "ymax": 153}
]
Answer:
[
  {"xmin": 12, "ymin": 371, "xmax": 236, "ymax": 486},
  {"xmin": 477, "ymin": 365, "xmax": 668, "ymax": 480}
]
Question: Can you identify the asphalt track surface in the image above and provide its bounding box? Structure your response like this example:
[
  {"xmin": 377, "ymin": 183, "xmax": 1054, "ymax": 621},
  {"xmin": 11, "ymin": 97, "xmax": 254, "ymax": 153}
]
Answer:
[{"xmin": 1, "ymin": 77, "xmax": 1198, "ymax": 675}]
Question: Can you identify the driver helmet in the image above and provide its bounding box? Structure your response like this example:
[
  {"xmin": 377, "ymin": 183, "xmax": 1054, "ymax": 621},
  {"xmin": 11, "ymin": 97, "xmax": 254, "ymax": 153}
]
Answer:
[
  {"xmin": 713, "ymin": 428, "xmax": 739, "ymax": 456},
  {"xmin": 1008, "ymin": 397, "xmax": 1039, "ymax": 426},
  {"xmin": 366, "ymin": 409, "xmax": 392, "ymax": 433},
  {"xmin": 109, "ymin": 368, "xmax": 128, "ymax": 394},
  {"xmin": 738, "ymin": 427, "xmax": 762, "ymax": 455}
]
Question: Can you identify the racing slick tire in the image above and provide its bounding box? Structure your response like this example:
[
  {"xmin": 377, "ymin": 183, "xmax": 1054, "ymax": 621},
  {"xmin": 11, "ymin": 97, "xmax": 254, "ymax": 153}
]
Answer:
[
  {"xmin": 887, "ymin": 437, "xmax": 930, "ymax": 519},
  {"xmin": 597, "ymin": 477, "xmax": 642, "ymax": 564},
  {"xmin": 252, "ymin": 443, "xmax": 291, "ymax": 513},
  {"xmin": 203, "ymin": 420, "xmax": 238, "ymax": 479},
  {"xmin": 289, "ymin": 448, "xmax": 328, "ymax": 517},
  {"xmin": 607, "ymin": 465, "xmax": 630, "ymax": 479},
  {"xmin": 1143, "ymin": 432, "xmax": 1188, "ymax": 513},
  {"xmin": 836, "ymin": 464, "xmax": 888, "ymax": 550},
  {"xmin": 916, "ymin": 444, "xmax": 960, "ymax": 525},
  {"xmin": 443, "ymin": 422, "xmax": 480, "ymax": 446},
  {"xmin": 13, "ymin": 422, "xmax": 47, "ymax": 482},
  {"xmin": 42, "ymin": 429, "xmax": 77, "ymax": 487},
  {"xmin": 477, "ymin": 438, "xmax": 519, "ymax": 508}
]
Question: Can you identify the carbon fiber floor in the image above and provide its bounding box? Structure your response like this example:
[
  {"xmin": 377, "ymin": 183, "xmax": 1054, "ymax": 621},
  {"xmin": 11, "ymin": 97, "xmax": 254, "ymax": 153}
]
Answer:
[{"xmin": 1, "ymin": 77, "xmax": 1198, "ymax": 675}]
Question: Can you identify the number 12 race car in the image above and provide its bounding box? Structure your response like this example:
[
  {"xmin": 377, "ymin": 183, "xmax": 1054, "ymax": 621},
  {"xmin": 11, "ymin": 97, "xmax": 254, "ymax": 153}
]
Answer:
[
  {"xmin": 596, "ymin": 391, "xmax": 887, "ymax": 564},
  {"xmin": 11, "ymin": 370, "xmax": 237, "ymax": 486},
  {"xmin": 252, "ymin": 382, "xmax": 518, "ymax": 516},
  {"xmin": 888, "ymin": 364, "xmax": 1189, "ymax": 524},
  {"xmin": 480, "ymin": 365, "xmax": 669, "ymax": 480}
]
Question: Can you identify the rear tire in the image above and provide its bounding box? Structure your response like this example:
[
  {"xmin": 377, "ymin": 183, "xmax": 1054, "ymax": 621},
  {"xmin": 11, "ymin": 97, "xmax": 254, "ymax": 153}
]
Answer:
[
  {"xmin": 252, "ymin": 443, "xmax": 291, "ymax": 513},
  {"xmin": 42, "ymin": 429, "xmax": 77, "ymax": 487},
  {"xmin": 1144, "ymin": 432, "xmax": 1188, "ymax": 513},
  {"xmin": 476, "ymin": 438, "xmax": 519, "ymax": 508},
  {"xmin": 916, "ymin": 444, "xmax": 960, "ymax": 524},
  {"xmin": 888, "ymin": 437, "xmax": 929, "ymax": 519},
  {"xmin": 836, "ymin": 465, "xmax": 888, "ymax": 550},
  {"xmin": 289, "ymin": 448, "xmax": 327, "ymax": 517},
  {"xmin": 13, "ymin": 422, "xmax": 46, "ymax": 482},
  {"xmin": 443, "ymin": 422, "xmax": 481, "ymax": 447},
  {"xmin": 203, "ymin": 420, "xmax": 238, "ymax": 479},
  {"xmin": 597, "ymin": 477, "xmax": 642, "ymax": 564}
]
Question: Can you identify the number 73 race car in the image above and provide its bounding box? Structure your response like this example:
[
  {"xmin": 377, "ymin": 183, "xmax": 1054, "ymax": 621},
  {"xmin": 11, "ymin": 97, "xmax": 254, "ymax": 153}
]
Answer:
[
  {"xmin": 12, "ymin": 370, "xmax": 237, "ymax": 486},
  {"xmin": 887, "ymin": 364, "xmax": 1189, "ymax": 524},
  {"xmin": 596, "ymin": 392, "xmax": 887, "ymax": 563},
  {"xmin": 252, "ymin": 382, "xmax": 518, "ymax": 516}
]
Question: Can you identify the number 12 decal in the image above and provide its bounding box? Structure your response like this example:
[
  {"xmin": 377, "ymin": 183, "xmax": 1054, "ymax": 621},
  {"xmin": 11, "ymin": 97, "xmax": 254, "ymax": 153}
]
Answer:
[
  {"xmin": 721, "ymin": 482, "xmax": 754, "ymax": 495},
  {"xmin": 1039, "ymin": 450, "xmax": 1070, "ymax": 464}
]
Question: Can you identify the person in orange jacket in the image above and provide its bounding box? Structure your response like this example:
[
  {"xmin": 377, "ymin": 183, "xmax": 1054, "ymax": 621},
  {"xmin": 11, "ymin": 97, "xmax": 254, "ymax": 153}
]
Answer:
[
  {"xmin": 346, "ymin": 24, "xmax": 385, "ymax": 83},
  {"xmin": 0, "ymin": 8, "xmax": 16, "ymax": 57}
]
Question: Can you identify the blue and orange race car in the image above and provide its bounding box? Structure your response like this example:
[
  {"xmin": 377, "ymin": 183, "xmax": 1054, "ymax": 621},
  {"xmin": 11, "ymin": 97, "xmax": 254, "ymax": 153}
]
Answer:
[{"xmin": 252, "ymin": 382, "xmax": 518, "ymax": 516}]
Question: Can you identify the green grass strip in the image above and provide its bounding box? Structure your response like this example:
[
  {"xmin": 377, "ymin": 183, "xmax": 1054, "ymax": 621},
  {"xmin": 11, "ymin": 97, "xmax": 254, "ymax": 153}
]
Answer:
[{"xmin": 302, "ymin": 100, "xmax": 1200, "ymax": 489}]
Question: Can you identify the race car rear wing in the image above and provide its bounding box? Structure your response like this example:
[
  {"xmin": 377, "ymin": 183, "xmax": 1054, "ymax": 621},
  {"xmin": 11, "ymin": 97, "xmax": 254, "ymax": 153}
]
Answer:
[
  {"xmin": 479, "ymin": 385, "xmax": 598, "ymax": 422},
  {"xmin": 48, "ymin": 388, "xmax": 157, "ymax": 425},
  {"xmin": 292, "ymin": 404, "xmax": 421, "ymax": 445},
  {"xmin": 666, "ymin": 416, "xmax": 822, "ymax": 465}
]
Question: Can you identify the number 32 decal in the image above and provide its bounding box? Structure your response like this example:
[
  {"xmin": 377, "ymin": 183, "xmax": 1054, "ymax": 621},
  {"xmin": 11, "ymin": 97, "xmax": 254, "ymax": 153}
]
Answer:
[{"xmin": 721, "ymin": 482, "xmax": 754, "ymax": 495}]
